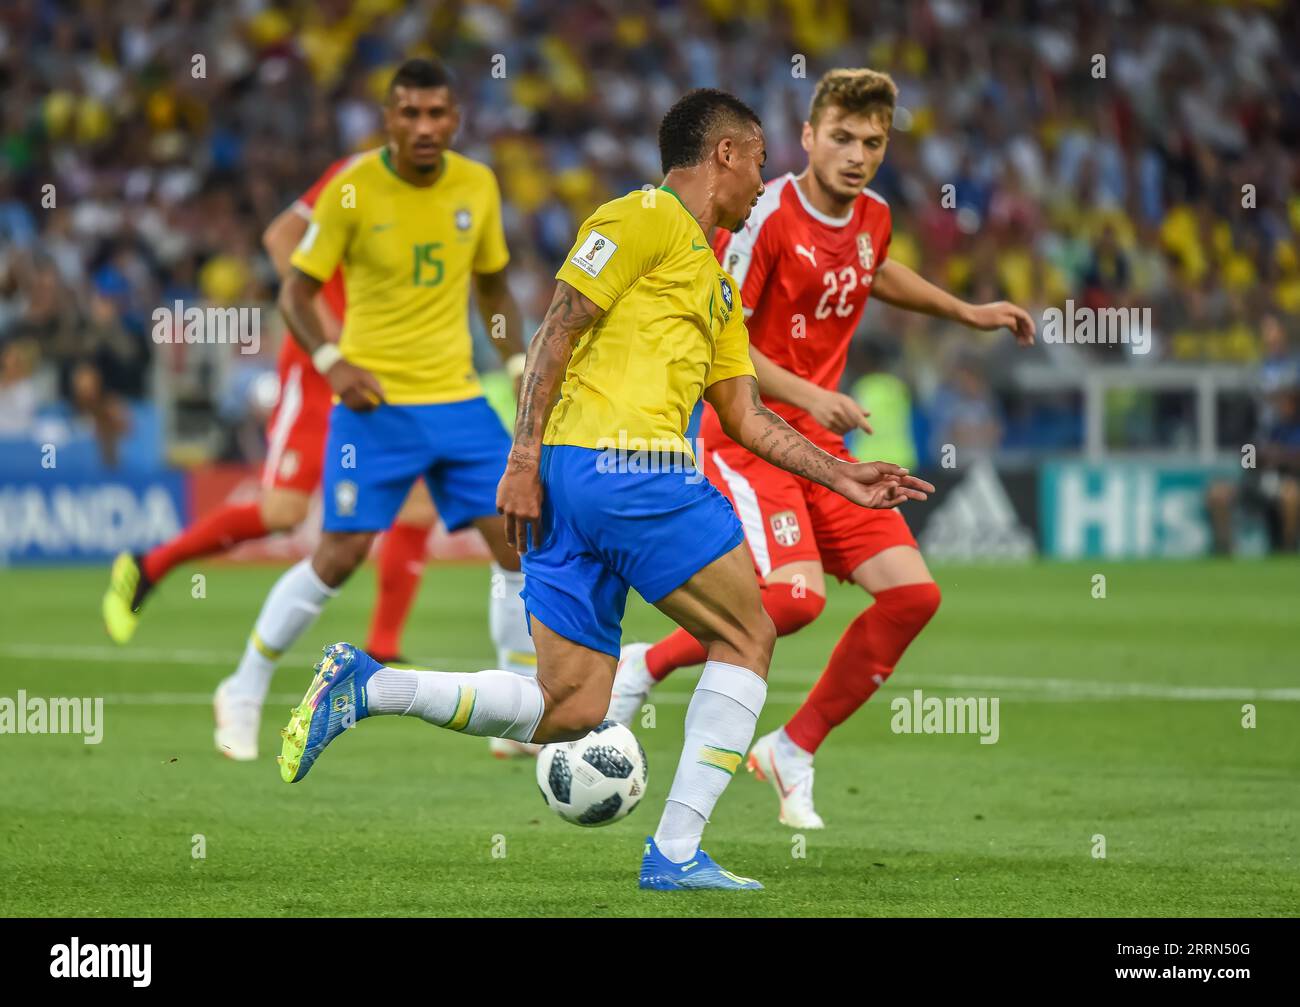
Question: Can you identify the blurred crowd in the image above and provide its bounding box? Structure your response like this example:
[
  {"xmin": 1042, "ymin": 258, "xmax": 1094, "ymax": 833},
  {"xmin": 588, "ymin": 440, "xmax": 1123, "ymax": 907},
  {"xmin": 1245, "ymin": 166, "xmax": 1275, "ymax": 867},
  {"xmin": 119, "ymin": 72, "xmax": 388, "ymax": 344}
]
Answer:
[{"xmin": 1, "ymin": 0, "xmax": 1298, "ymax": 467}]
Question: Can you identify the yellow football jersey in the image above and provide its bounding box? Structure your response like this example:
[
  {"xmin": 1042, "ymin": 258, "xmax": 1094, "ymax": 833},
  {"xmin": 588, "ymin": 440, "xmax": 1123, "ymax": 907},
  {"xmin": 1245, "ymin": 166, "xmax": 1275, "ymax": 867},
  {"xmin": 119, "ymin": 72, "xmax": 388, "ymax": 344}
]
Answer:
[
  {"xmin": 547, "ymin": 187, "xmax": 756, "ymax": 457},
  {"xmin": 290, "ymin": 148, "xmax": 509, "ymax": 404}
]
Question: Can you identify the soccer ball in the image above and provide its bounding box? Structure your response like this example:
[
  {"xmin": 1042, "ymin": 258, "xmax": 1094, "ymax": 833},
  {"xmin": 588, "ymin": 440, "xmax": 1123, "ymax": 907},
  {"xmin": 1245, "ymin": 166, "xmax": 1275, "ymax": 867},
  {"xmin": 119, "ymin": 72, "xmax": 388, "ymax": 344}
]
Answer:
[{"xmin": 536, "ymin": 720, "xmax": 648, "ymax": 827}]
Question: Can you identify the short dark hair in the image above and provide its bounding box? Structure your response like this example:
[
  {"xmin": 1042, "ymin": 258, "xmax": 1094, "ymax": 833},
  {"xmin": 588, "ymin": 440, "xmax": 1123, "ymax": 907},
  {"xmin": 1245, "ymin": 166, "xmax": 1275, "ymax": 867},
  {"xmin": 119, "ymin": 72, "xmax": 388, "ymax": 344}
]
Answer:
[
  {"xmin": 658, "ymin": 88, "xmax": 761, "ymax": 173},
  {"xmin": 388, "ymin": 58, "xmax": 456, "ymax": 97}
]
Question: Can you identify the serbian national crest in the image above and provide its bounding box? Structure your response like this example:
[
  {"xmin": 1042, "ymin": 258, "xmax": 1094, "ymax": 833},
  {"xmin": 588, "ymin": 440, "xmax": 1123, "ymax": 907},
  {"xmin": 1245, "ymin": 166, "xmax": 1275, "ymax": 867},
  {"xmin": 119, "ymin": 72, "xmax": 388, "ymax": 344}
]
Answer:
[
  {"xmin": 770, "ymin": 509, "xmax": 801, "ymax": 546},
  {"xmin": 857, "ymin": 232, "xmax": 874, "ymax": 272}
]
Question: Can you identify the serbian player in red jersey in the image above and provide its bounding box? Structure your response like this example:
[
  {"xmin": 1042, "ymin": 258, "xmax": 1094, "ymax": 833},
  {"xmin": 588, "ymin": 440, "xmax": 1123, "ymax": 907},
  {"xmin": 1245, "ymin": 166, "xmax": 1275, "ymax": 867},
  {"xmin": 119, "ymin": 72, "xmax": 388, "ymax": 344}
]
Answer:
[
  {"xmin": 607, "ymin": 69, "xmax": 1035, "ymax": 827},
  {"xmin": 102, "ymin": 157, "xmax": 436, "ymax": 715}
]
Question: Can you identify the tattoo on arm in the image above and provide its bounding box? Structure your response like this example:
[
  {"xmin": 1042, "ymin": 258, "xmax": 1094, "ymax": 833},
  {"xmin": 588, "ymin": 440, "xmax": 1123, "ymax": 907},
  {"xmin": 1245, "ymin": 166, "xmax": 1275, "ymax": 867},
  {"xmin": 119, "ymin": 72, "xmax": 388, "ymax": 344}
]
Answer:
[
  {"xmin": 738, "ymin": 379, "xmax": 842, "ymax": 487},
  {"xmin": 509, "ymin": 282, "xmax": 601, "ymax": 469}
]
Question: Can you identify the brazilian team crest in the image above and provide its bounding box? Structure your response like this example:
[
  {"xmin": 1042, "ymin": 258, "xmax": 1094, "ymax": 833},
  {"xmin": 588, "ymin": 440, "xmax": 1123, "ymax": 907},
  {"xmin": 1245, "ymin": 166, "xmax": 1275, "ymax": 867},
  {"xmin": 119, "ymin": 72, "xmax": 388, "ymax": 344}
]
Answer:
[
  {"xmin": 857, "ymin": 233, "xmax": 874, "ymax": 272},
  {"xmin": 455, "ymin": 208, "xmax": 472, "ymax": 231},
  {"xmin": 335, "ymin": 480, "xmax": 358, "ymax": 517},
  {"xmin": 719, "ymin": 276, "xmax": 733, "ymax": 312},
  {"xmin": 770, "ymin": 510, "xmax": 801, "ymax": 547}
]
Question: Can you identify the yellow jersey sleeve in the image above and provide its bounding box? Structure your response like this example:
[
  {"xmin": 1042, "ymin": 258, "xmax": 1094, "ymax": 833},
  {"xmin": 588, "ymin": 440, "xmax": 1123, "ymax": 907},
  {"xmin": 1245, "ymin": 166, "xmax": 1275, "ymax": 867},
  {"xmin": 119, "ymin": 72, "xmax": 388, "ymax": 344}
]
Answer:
[
  {"xmin": 473, "ymin": 171, "xmax": 510, "ymax": 274},
  {"xmin": 555, "ymin": 198, "xmax": 667, "ymax": 311},
  {"xmin": 706, "ymin": 277, "xmax": 757, "ymax": 387},
  {"xmin": 290, "ymin": 174, "xmax": 354, "ymax": 282}
]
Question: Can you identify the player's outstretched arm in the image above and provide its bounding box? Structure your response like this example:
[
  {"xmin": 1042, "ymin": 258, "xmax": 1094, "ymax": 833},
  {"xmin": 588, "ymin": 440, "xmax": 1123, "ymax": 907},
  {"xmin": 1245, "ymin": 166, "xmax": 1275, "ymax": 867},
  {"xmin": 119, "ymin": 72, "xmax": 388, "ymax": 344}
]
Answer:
[
  {"xmin": 279, "ymin": 267, "xmax": 383, "ymax": 411},
  {"xmin": 872, "ymin": 258, "xmax": 1036, "ymax": 345},
  {"xmin": 497, "ymin": 280, "xmax": 604, "ymax": 552},
  {"xmin": 705, "ymin": 374, "xmax": 934, "ymax": 510}
]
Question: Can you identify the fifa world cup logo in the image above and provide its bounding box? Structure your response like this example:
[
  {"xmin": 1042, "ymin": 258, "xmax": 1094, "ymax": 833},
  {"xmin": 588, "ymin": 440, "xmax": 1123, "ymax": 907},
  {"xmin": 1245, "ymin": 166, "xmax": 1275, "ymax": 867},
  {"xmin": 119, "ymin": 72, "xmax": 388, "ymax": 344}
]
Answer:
[{"xmin": 585, "ymin": 238, "xmax": 606, "ymax": 261}]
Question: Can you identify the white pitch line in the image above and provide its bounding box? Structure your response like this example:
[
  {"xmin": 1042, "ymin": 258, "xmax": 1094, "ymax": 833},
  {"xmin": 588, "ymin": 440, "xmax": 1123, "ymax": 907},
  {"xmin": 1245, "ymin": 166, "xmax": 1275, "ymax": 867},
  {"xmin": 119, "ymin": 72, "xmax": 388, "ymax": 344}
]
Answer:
[
  {"xmin": 96, "ymin": 685, "xmax": 1300, "ymax": 707},
  {"xmin": 5, "ymin": 644, "xmax": 1298, "ymax": 703}
]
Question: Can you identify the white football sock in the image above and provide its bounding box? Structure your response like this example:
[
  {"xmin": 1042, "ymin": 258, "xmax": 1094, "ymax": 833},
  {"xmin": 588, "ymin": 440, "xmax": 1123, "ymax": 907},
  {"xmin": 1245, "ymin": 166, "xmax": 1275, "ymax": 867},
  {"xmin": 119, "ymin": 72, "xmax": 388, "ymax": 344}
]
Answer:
[
  {"xmin": 654, "ymin": 660, "xmax": 767, "ymax": 862},
  {"xmin": 490, "ymin": 563, "xmax": 536, "ymax": 678},
  {"xmin": 367, "ymin": 666, "xmax": 544, "ymax": 742},
  {"xmin": 224, "ymin": 559, "xmax": 337, "ymax": 704}
]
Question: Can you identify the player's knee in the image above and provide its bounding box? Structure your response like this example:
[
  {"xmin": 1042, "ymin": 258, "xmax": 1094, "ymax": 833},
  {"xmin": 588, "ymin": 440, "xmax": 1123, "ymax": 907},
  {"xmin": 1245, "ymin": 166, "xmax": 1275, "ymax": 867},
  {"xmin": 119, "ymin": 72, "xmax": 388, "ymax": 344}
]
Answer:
[
  {"xmin": 545, "ymin": 695, "xmax": 607, "ymax": 742},
  {"xmin": 885, "ymin": 580, "xmax": 942, "ymax": 627},
  {"xmin": 261, "ymin": 494, "xmax": 308, "ymax": 532},
  {"xmin": 786, "ymin": 590, "xmax": 826, "ymax": 633},
  {"xmin": 735, "ymin": 608, "xmax": 777, "ymax": 668}
]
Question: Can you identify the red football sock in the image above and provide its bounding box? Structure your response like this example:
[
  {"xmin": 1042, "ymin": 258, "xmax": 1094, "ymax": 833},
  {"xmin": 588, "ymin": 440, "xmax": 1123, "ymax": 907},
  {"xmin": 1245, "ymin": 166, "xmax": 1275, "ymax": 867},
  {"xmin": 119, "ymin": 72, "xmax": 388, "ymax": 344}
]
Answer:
[
  {"xmin": 785, "ymin": 582, "xmax": 941, "ymax": 754},
  {"xmin": 141, "ymin": 501, "xmax": 268, "ymax": 583},
  {"xmin": 645, "ymin": 582, "xmax": 827, "ymax": 680},
  {"xmin": 364, "ymin": 522, "xmax": 430, "ymax": 658}
]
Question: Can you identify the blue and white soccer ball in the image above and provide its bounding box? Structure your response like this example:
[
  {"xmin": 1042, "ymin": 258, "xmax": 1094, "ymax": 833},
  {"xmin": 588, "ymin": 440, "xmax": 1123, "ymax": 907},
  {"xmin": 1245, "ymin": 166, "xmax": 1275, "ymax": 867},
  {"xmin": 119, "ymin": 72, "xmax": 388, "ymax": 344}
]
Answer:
[{"xmin": 536, "ymin": 720, "xmax": 648, "ymax": 827}]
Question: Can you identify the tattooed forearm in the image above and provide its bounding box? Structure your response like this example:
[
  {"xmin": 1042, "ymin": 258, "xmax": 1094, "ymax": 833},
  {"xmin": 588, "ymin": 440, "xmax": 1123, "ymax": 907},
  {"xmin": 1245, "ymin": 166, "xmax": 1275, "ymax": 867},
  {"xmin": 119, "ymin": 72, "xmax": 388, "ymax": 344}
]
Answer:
[
  {"xmin": 508, "ymin": 281, "xmax": 602, "ymax": 470},
  {"xmin": 711, "ymin": 377, "xmax": 844, "ymax": 488}
]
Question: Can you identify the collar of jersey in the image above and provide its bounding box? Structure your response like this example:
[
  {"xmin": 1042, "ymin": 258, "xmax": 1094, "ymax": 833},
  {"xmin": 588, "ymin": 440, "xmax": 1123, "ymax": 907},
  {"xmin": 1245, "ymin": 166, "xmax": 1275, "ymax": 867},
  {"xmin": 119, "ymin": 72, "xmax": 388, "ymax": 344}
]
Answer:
[
  {"xmin": 381, "ymin": 146, "xmax": 447, "ymax": 189},
  {"xmin": 789, "ymin": 172, "xmax": 854, "ymax": 228},
  {"xmin": 658, "ymin": 185, "xmax": 710, "ymax": 243}
]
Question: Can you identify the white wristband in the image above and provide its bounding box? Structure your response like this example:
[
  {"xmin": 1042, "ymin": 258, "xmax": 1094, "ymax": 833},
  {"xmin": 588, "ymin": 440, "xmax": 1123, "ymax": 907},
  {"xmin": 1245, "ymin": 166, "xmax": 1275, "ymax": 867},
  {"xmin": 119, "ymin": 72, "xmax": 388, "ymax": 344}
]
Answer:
[
  {"xmin": 311, "ymin": 343, "xmax": 343, "ymax": 374},
  {"xmin": 504, "ymin": 352, "xmax": 526, "ymax": 380}
]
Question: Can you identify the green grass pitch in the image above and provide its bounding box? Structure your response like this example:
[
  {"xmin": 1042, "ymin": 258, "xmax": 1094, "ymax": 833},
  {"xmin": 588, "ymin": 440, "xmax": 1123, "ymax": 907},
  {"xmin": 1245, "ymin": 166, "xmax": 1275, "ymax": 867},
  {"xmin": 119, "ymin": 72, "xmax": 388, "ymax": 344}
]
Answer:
[{"xmin": 1, "ymin": 558, "xmax": 1296, "ymax": 917}]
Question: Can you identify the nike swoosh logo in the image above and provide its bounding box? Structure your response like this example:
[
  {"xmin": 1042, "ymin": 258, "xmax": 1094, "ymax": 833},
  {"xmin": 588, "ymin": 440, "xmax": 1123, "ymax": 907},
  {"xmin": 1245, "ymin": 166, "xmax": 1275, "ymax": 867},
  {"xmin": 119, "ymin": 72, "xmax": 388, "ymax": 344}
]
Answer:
[
  {"xmin": 770, "ymin": 759, "xmax": 796, "ymax": 799},
  {"xmin": 691, "ymin": 240, "xmax": 709, "ymax": 251}
]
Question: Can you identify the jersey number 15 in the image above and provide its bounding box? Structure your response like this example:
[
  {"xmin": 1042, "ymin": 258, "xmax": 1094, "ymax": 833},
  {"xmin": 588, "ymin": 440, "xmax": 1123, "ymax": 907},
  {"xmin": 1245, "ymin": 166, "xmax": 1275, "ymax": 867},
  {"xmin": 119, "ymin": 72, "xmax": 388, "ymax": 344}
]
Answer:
[{"xmin": 413, "ymin": 242, "xmax": 444, "ymax": 286}]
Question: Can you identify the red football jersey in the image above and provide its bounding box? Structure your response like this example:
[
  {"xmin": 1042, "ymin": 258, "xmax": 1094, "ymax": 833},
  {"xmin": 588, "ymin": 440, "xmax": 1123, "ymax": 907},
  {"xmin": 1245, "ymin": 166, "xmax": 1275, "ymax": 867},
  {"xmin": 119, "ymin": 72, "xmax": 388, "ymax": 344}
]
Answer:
[
  {"xmin": 705, "ymin": 173, "xmax": 892, "ymax": 450},
  {"xmin": 278, "ymin": 155, "xmax": 357, "ymax": 369}
]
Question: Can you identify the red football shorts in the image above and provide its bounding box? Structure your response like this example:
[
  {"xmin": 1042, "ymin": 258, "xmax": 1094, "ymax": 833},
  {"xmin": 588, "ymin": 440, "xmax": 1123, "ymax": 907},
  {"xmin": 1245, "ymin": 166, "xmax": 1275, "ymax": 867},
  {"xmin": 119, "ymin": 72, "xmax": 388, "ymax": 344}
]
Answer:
[
  {"xmin": 700, "ymin": 437, "xmax": 918, "ymax": 582},
  {"xmin": 261, "ymin": 344, "xmax": 332, "ymax": 494}
]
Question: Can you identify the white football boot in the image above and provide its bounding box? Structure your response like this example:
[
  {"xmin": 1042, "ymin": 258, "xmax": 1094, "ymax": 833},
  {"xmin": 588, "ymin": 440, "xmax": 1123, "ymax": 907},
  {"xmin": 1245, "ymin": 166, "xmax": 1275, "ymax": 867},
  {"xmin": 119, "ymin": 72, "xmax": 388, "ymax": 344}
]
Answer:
[
  {"xmin": 488, "ymin": 737, "xmax": 541, "ymax": 759},
  {"xmin": 213, "ymin": 679, "xmax": 262, "ymax": 761},
  {"xmin": 606, "ymin": 642, "xmax": 655, "ymax": 726},
  {"xmin": 746, "ymin": 728, "xmax": 825, "ymax": 829}
]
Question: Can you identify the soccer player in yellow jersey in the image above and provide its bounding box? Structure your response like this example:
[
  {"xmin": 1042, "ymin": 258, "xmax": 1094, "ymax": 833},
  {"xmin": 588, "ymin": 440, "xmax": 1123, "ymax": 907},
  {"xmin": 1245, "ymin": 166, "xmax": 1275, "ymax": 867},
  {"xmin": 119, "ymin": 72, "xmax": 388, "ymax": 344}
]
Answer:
[
  {"xmin": 278, "ymin": 89, "xmax": 933, "ymax": 891},
  {"xmin": 219, "ymin": 59, "xmax": 538, "ymax": 759}
]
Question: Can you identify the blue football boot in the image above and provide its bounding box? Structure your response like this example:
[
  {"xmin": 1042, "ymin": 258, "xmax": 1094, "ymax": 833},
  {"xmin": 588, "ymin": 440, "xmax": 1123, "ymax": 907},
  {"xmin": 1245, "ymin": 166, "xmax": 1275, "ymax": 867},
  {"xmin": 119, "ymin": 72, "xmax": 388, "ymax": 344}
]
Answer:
[
  {"xmin": 279, "ymin": 643, "xmax": 380, "ymax": 783},
  {"xmin": 638, "ymin": 835, "xmax": 764, "ymax": 891}
]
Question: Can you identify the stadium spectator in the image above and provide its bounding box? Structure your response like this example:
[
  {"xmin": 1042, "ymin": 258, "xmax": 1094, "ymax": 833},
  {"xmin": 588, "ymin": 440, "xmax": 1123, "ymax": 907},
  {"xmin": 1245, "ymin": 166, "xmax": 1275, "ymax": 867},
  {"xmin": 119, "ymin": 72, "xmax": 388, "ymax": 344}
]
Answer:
[
  {"xmin": 927, "ymin": 354, "xmax": 1004, "ymax": 462},
  {"xmin": 0, "ymin": 0, "xmax": 1295, "ymax": 463},
  {"xmin": 0, "ymin": 336, "xmax": 39, "ymax": 437}
]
